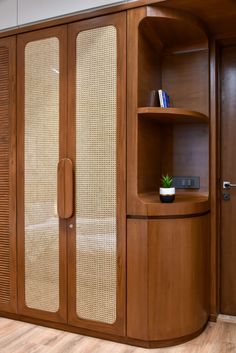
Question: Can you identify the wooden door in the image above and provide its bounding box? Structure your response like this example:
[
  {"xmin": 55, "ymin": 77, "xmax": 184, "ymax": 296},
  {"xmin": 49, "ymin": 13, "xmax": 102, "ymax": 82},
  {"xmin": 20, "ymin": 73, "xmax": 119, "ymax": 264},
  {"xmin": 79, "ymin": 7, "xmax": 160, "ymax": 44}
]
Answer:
[
  {"xmin": 17, "ymin": 27, "xmax": 68, "ymax": 322},
  {"xmin": 220, "ymin": 45, "xmax": 236, "ymax": 314},
  {"xmin": 67, "ymin": 13, "xmax": 126, "ymax": 335},
  {"xmin": 0, "ymin": 36, "xmax": 17, "ymax": 313}
]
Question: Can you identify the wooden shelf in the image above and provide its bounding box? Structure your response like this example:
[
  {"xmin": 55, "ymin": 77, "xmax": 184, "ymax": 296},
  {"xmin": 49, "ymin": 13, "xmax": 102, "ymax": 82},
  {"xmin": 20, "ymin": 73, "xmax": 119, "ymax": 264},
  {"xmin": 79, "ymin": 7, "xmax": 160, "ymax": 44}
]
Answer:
[
  {"xmin": 137, "ymin": 191, "xmax": 209, "ymax": 216},
  {"xmin": 143, "ymin": 6, "xmax": 209, "ymax": 52},
  {"xmin": 138, "ymin": 107, "xmax": 209, "ymax": 124}
]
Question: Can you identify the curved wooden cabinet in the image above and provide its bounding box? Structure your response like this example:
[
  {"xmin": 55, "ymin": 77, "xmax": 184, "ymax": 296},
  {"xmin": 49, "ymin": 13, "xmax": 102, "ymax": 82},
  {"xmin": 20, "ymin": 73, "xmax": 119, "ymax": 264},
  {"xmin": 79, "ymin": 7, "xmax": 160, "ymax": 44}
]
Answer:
[
  {"xmin": 126, "ymin": 5, "xmax": 210, "ymax": 347},
  {"xmin": 127, "ymin": 214, "xmax": 210, "ymax": 347},
  {"xmin": 136, "ymin": 192, "xmax": 209, "ymax": 217}
]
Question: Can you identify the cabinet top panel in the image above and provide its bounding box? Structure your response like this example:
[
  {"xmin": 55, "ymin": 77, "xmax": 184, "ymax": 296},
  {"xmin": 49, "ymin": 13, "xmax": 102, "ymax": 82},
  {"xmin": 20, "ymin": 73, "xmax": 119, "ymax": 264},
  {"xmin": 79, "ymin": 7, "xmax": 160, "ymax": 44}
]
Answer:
[{"xmin": 155, "ymin": 0, "xmax": 236, "ymax": 37}]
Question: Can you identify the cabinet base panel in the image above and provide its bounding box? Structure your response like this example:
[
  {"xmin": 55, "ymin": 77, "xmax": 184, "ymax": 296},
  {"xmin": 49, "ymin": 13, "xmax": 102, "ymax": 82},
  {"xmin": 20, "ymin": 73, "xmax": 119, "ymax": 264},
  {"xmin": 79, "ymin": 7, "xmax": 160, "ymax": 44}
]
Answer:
[{"xmin": 0, "ymin": 311, "xmax": 208, "ymax": 348}]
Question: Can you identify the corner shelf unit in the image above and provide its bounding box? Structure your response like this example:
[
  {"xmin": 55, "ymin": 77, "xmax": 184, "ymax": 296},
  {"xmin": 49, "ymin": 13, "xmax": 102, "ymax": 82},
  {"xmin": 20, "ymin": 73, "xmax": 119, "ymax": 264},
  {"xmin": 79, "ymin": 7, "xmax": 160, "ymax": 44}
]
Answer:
[
  {"xmin": 127, "ymin": 4, "xmax": 210, "ymax": 347},
  {"xmin": 127, "ymin": 4, "xmax": 210, "ymax": 217},
  {"xmin": 136, "ymin": 106, "xmax": 209, "ymax": 216}
]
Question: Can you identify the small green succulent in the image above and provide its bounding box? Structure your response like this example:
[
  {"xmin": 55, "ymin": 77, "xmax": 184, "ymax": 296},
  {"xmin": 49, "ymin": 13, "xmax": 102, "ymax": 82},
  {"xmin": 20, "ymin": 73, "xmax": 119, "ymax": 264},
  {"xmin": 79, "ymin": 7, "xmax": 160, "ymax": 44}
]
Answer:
[{"xmin": 161, "ymin": 174, "xmax": 173, "ymax": 188}]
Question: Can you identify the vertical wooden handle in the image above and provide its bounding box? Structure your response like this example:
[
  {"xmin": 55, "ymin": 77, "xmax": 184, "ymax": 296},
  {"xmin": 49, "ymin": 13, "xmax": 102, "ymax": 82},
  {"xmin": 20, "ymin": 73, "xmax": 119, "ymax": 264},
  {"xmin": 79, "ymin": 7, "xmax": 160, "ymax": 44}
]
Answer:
[{"xmin": 57, "ymin": 158, "xmax": 73, "ymax": 219}]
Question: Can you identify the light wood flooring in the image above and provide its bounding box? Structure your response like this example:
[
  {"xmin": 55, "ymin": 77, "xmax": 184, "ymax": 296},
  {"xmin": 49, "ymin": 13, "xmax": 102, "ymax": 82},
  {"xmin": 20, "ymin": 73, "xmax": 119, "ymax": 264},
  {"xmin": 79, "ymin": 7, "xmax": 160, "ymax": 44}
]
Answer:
[{"xmin": 0, "ymin": 317, "xmax": 236, "ymax": 353}]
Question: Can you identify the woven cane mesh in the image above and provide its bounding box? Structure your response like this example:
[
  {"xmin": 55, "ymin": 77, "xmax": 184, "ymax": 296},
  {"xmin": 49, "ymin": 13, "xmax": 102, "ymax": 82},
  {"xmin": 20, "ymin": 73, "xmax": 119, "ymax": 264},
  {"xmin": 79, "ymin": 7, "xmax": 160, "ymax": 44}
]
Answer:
[
  {"xmin": 24, "ymin": 37, "xmax": 59, "ymax": 312},
  {"xmin": 76, "ymin": 26, "xmax": 117, "ymax": 324}
]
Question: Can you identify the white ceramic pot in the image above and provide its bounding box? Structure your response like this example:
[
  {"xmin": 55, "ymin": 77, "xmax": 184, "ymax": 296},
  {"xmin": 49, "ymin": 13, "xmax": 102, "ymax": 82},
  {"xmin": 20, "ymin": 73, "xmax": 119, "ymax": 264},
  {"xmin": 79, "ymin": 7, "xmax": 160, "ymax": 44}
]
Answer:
[{"xmin": 159, "ymin": 187, "xmax": 175, "ymax": 203}]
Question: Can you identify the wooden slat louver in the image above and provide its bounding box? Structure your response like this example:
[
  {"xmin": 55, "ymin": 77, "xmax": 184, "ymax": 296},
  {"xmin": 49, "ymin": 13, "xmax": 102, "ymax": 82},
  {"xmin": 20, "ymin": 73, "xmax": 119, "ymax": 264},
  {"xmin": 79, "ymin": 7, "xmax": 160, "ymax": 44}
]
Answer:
[
  {"xmin": 0, "ymin": 46, "xmax": 11, "ymax": 304},
  {"xmin": 0, "ymin": 38, "xmax": 16, "ymax": 312}
]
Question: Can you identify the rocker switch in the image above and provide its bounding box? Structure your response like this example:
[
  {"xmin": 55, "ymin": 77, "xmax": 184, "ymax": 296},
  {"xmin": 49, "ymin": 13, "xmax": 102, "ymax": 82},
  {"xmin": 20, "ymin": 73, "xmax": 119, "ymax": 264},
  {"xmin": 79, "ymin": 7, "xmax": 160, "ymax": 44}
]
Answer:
[{"xmin": 173, "ymin": 176, "xmax": 200, "ymax": 189}]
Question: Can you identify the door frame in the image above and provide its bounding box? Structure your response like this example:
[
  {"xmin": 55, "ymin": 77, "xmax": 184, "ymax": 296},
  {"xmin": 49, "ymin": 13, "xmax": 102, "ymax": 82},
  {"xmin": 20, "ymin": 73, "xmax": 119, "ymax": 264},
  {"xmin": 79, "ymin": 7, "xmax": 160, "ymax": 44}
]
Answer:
[{"xmin": 218, "ymin": 37, "xmax": 236, "ymax": 315}]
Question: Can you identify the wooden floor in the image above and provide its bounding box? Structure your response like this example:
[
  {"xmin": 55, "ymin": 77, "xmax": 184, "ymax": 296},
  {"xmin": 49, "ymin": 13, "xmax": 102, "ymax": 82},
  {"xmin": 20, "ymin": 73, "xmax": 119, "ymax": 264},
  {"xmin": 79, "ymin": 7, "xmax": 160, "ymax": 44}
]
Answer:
[{"xmin": 0, "ymin": 317, "xmax": 236, "ymax": 353}]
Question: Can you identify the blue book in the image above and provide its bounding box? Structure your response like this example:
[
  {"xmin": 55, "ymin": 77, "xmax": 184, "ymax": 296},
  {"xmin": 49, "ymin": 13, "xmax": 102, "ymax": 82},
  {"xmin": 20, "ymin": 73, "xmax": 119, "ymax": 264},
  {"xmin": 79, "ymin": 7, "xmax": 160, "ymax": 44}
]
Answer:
[{"xmin": 163, "ymin": 90, "xmax": 170, "ymax": 108}]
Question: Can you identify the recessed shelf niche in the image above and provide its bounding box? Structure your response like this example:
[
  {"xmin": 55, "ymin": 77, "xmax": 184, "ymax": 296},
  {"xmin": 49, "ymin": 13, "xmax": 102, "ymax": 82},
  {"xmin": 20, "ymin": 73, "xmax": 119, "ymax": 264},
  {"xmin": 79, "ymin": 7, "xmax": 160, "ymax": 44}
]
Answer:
[{"xmin": 127, "ymin": 5, "xmax": 210, "ymax": 216}]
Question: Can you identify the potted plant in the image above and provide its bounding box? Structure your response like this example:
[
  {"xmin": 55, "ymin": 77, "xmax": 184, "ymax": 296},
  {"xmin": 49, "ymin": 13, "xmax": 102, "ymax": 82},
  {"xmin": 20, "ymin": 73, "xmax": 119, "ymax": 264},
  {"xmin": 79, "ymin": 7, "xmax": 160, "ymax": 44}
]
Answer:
[{"xmin": 159, "ymin": 175, "xmax": 175, "ymax": 203}]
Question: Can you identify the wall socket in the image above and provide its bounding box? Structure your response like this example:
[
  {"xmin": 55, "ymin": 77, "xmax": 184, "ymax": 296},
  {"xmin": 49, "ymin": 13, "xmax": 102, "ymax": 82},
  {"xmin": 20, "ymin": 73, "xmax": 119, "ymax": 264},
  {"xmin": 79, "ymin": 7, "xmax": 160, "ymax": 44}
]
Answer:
[{"xmin": 173, "ymin": 176, "xmax": 200, "ymax": 189}]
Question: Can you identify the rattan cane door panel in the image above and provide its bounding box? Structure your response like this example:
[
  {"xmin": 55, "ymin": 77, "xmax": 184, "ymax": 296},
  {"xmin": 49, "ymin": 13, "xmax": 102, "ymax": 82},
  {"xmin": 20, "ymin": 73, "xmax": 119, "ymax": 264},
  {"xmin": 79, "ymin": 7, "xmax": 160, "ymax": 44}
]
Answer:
[
  {"xmin": 0, "ymin": 37, "xmax": 16, "ymax": 313},
  {"xmin": 75, "ymin": 25, "xmax": 117, "ymax": 324},
  {"xmin": 24, "ymin": 37, "xmax": 60, "ymax": 313},
  {"xmin": 17, "ymin": 27, "xmax": 67, "ymax": 322},
  {"xmin": 68, "ymin": 13, "xmax": 126, "ymax": 335}
]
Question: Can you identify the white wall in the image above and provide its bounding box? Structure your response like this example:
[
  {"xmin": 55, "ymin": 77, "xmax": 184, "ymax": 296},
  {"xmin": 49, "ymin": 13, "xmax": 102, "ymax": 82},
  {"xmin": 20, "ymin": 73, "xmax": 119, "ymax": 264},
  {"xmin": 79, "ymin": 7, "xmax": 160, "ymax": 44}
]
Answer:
[
  {"xmin": 0, "ymin": 0, "xmax": 127, "ymax": 31},
  {"xmin": 0, "ymin": 0, "xmax": 17, "ymax": 31},
  {"xmin": 18, "ymin": 0, "xmax": 126, "ymax": 25}
]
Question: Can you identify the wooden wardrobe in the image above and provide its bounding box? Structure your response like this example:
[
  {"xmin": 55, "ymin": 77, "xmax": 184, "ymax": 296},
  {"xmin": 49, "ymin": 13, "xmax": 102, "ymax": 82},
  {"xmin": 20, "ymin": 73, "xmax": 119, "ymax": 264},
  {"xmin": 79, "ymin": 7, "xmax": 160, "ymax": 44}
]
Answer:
[{"xmin": 0, "ymin": 0, "xmax": 235, "ymax": 348}]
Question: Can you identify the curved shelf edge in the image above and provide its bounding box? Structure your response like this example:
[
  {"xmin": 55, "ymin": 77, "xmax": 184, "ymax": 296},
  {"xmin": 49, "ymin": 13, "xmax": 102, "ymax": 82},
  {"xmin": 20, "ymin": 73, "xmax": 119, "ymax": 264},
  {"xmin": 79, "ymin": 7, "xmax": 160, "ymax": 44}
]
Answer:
[
  {"xmin": 144, "ymin": 5, "xmax": 209, "ymax": 50},
  {"xmin": 138, "ymin": 107, "xmax": 209, "ymax": 124},
  {"xmin": 138, "ymin": 192, "xmax": 210, "ymax": 216}
]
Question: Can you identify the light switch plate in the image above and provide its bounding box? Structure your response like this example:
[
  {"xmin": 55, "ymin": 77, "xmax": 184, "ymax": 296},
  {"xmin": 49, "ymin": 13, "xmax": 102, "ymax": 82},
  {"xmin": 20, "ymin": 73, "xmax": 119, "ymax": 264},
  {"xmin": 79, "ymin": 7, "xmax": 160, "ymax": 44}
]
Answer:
[{"xmin": 173, "ymin": 176, "xmax": 200, "ymax": 189}]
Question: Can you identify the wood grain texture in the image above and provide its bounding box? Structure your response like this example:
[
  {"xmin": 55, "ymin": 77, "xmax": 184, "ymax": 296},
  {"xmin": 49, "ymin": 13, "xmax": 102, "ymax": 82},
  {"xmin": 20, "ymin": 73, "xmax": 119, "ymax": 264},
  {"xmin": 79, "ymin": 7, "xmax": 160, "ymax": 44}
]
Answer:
[
  {"xmin": 0, "ymin": 0, "xmax": 165, "ymax": 40},
  {"xmin": 138, "ymin": 12, "xmax": 162, "ymax": 108},
  {"xmin": 0, "ymin": 0, "xmax": 235, "ymax": 41},
  {"xmin": 0, "ymin": 36, "xmax": 16, "ymax": 314},
  {"xmin": 137, "ymin": 192, "xmax": 209, "ymax": 217},
  {"xmin": 127, "ymin": 6, "xmax": 210, "ymax": 217},
  {"xmin": 127, "ymin": 221, "xmax": 148, "ymax": 340},
  {"xmin": 127, "ymin": 6, "xmax": 151, "ymax": 216},
  {"xmin": 162, "ymin": 50, "xmax": 209, "ymax": 116},
  {"xmin": 138, "ymin": 107, "xmax": 209, "ymax": 123},
  {"xmin": 127, "ymin": 215, "xmax": 210, "ymax": 343},
  {"xmin": 144, "ymin": 6, "xmax": 208, "ymax": 51},
  {"xmin": 220, "ymin": 45, "xmax": 236, "ymax": 315},
  {"xmin": 57, "ymin": 158, "xmax": 73, "ymax": 219},
  {"xmin": 157, "ymin": 0, "xmax": 236, "ymax": 38},
  {"xmin": 209, "ymin": 39, "xmax": 220, "ymax": 320},
  {"xmin": 0, "ymin": 317, "xmax": 236, "ymax": 352}
]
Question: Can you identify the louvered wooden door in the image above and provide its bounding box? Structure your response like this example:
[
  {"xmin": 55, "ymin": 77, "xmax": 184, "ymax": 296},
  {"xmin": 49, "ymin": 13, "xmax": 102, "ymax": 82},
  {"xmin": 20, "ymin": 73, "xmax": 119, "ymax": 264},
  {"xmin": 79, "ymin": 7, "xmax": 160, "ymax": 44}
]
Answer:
[{"xmin": 0, "ymin": 37, "xmax": 17, "ymax": 313}]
